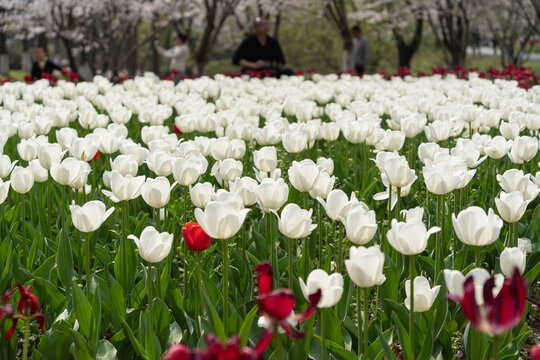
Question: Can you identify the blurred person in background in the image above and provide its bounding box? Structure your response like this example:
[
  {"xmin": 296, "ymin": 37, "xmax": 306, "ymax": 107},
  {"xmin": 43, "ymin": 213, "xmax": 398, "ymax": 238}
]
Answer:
[
  {"xmin": 31, "ymin": 46, "xmax": 63, "ymax": 80},
  {"xmin": 155, "ymin": 32, "xmax": 190, "ymax": 79},
  {"xmin": 352, "ymin": 25, "xmax": 370, "ymax": 76},
  {"xmin": 232, "ymin": 17, "xmax": 293, "ymax": 77}
]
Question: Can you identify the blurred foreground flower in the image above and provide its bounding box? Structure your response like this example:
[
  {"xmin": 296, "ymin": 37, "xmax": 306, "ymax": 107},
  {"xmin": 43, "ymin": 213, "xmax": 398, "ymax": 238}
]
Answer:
[
  {"xmin": 255, "ymin": 262, "xmax": 321, "ymax": 339},
  {"xmin": 447, "ymin": 267, "xmax": 527, "ymax": 336},
  {"xmin": 1, "ymin": 282, "xmax": 45, "ymax": 360}
]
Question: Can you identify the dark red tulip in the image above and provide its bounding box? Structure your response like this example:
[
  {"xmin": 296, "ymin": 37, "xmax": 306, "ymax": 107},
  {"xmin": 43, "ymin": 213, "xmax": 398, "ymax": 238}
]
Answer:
[
  {"xmin": 448, "ymin": 267, "xmax": 527, "ymax": 336},
  {"xmin": 88, "ymin": 150, "xmax": 99, "ymax": 163},
  {"xmin": 173, "ymin": 123, "xmax": 183, "ymax": 134},
  {"xmin": 164, "ymin": 333, "xmax": 271, "ymax": 360},
  {"xmin": 531, "ymin": 345, "xmax": 540, "ymax": 360},
  {"xmin": 255, "ymin": 262, "xmax": 321, "ymax": 340},
  {"xmin": 182, "ymin": 222, "xmax": 212, "ymax": 251},
  {"xmin": 1, "ymin": 283, "xmax": 45, "ymax": 339}
]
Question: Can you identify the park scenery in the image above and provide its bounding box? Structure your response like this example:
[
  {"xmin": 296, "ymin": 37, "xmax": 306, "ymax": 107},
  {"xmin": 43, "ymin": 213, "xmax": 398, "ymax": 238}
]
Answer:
[{"xmin": 0, "ymin": 1, "xmax": 540, "ymax": 360}]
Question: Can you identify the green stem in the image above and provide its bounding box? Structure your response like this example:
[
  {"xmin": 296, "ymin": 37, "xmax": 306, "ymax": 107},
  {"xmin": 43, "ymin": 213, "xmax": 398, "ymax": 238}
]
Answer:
[
  {"xmin": 222, "ymin": 239, "xmax": 229, "ymax": 336},
  {"xmin": 321, "ymin": 308, "xmax": 327, "ymax": 360},
  {"xmin": 395, "ymin": 187, "xmax": 401, "ymax": 220},
  {"xmin": 147, "ymin": 261, "xmax": 153, "ymax": 331},
  {"xmin": 288, "ymin": 238, "xmax": 294, "ymax": 288},
  {"xmin": 197, "ymin": 252, "xmax": 203, "ymax": 321},
  {"xmin": 22, "ymin": 318, "xmax": 30, "ymax": 360},
  {"xmin": 85, "ymin": 232, "xmax": 91, "ymax": 298},
  {"xmin": 21, "ymin": 193, "xmax": 27, "ymax": 261},
  {"xmin": 475, "ymin": 246, "xmax": 481, "ymax": 268},
  {"xmin": 363, "ymin": 287, "xmax": 369, "ymax": 358},
  {"xmin": 409, "ymin": 254, "xmax": 415, "ymax": 359},
  {"xmin": 436, "ymin": 195, "xmax": 443, "ymax": 282},
  {"xmin": 491, "ymin": 335, "xmax": 499, "ymax": 360},
  {"xmin": 337, "ymin": 225, "xmax": 343, "ymax": 273},
  {"xmin": 275, "ymin": 323, "xmax": 283, "ymax": 360},
  {"xmin": 122, "ymin": 200, "xmax": 129, "ymax": 296},
  {"xmin": 318, "ymin": 204, "xmax": 323, "ymax": 266},
  {"xmin": 356, "ymin": 286, "xmax": 362, "ymax": 356},
  {"xmin": 387, "ymin": 186, "xmax": 392, "ymax": 233}
]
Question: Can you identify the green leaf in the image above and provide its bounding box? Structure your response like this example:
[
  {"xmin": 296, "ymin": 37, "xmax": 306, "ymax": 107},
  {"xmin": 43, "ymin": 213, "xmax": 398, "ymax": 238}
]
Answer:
[
  {"xmin": 314, "ymin": 335, "xmax": 357, "ymax": 360},
  {"xmin": 375, "ymin": 326, "xmax": 395, "ymax": 360},
  {"xmin": 72, "ymin": 283, "xmax": 93, "ymax": 339},
  {"xmin": 70, "ymin": 329, "xmax": 94, "ymax": 360},
  {"xmin": 37, "ymin": 320, "xmax": 73, "ymax": 360},
  {"xmin": 56, "ymin": 230, "xmax": 73, "ymax": 292},
  {"xmin": 32, "ymin": 277, "xmax": 67, "ymax": 313},
  {"xmin": 96, "ymin": 340, "xmax": 117, "ymax": 360},
  {"xmin": 391, "ymin": 313, "xmax": 412, "ymax": 360},
  {"xmin": 239, "ymin": 305, "xmax": 258, "ymax": 347},
  {"xmin": 203, "ymin": 287, "xmax": 226, "ymax": 342},
  {"xmin": 463, "ymin": 322, "xmax": 488, "ymax": 360},
  {"xmin": 167, "ymin": 322, "xmax": 183, "ymax": 346}
]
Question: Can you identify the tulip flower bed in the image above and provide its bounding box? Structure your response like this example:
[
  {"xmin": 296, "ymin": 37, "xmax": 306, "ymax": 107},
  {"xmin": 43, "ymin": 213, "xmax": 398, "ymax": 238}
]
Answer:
[{"xmin": 0, "ymin": 72, "xmax": 539, "ymax": 360}]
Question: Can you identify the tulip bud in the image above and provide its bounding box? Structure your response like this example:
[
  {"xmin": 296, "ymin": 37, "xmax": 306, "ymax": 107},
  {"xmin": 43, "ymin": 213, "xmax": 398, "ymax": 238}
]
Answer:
[
  {"xmin": 10, "ymin": 166, "xmax": 34, "ymax": 194},
  {"xmin": 500, "ymin": 247, "xmax": 526, "ymax": 277},
  {"xmin": 190, "ymin": 182, "xmax": 214, "ymax": 209}
]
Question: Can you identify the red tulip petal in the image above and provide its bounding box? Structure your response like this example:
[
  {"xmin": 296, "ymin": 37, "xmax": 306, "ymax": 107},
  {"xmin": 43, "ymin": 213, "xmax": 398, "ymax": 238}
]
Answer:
[
  {"xmin": 255, "ymin": 262, "xmax": 273, "ymax": 295},
  {"xmin": 489, "ymin": 268, "xmax": 528, "ymax": 335},
  {"xmin": 531, "ymin": 345, "xmax": 540, "ymax": 360},
  {"xmin": 293, "ymin": 289, "xmax": 321, "ymax": 322},
  {"xmin": 35, "ymin": 313, "xmax": 46, "ymax": 334},
  {"xmin": 460, "ymin": 276, "xmax": 482, "ymax": 330},
  {"xmin": 258, "ymin": 289, "xmax": 295, "ymax": 322},
  {"xmin": 163, "ymin": 344, "xmax": 192, "ymax": 360},
  {"xmin": 255, "ymin": 327, "xmax": 274, "ymax": 356},
  {"xmin": 5, "ymin": 317, "xmax": 18, "ymax": 340},
  {"xmin": 279, "ymin": 320, "xmax": 306, "ymax": 340}
]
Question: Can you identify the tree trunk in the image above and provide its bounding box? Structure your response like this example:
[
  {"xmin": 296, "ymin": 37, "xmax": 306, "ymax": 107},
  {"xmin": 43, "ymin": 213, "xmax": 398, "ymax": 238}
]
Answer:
[
  {"xmin": 0, "ymin": 30, "xmax": 8, "ymax": 75},
  {"xmin": 21, "ymin": 38, "xmax": 32, "ymax": 73},
  {"xmin": 273, "ymin": 11, "xmax": 281, "ymax": 41},
  {"xmin": 61, "ymin": 37, "xmax": 79, "ymax": 73},
  {"xmin": 152, "ymin": 14, "xmax": 160, "ymax": 75},
  {"xmin": 128, "ymin": 24, "xmax": 138, "ymax": 76},
  {"xmin": 395, "ymin": 18, "xmax": 423, "ymax": 68}
]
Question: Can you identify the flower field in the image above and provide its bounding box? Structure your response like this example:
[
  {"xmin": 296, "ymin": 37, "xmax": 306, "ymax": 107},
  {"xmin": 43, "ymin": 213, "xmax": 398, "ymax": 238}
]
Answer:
[{"xmin": 0, "ymin": 72, "xmax": 539, "ymax": 359}]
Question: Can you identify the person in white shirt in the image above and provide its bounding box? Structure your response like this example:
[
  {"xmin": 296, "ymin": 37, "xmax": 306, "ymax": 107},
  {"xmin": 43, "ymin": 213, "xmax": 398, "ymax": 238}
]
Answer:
[{"xmin": 154, "ymin": 32, "xmax": 190, "ymax": 77}]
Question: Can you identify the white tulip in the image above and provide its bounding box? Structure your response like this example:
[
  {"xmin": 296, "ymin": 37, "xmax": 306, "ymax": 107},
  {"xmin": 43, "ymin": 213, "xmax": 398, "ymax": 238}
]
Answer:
[
  {"xmin": 500, "ymin": 247, "xmax": 526, "ymax": 277},
  {"xmin": 404, "ymin": 276, "xmax": 440, "ymax": 312},
  {"xmin": 70, "ymin": 200, "xmax": 114, "ymax": 233},
  {"xmin": 194, "ymin": 201, "xmax": 250, "ymax": 239},
  {"xmin": 129, "ymin": 226, "xmax": 173, "ymax": 263},
  {"xmin": 345, "ymin": 245, "xmax": 386, "ymax": 288},
  {"xmin": 299, "ymin": 269, "xmax": 343, "ymax": 308}
]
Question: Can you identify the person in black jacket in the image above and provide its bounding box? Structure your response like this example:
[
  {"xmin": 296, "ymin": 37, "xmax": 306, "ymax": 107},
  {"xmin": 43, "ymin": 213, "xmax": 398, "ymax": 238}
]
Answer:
[
  {"xmin": 31, "ymin": 47, "xmax": 63, "ymax": 80},
  {"xmin": 232, "ymin": 17, "xmax": 293, "ymax": 77}
]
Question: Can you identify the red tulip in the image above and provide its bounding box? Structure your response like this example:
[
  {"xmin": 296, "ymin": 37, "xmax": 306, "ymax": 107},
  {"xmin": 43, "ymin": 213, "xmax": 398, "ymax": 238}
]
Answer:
[
  {"xmin": 88, "ymin": 150, "xmax": 99, "ymax": 163},
  {"xmin": 531, "ymin": 345, "xmax": 540, "ymax": 360},
  {"xmin": 1, "ymin": 283, "xmax": 45, "ymax": 339},
  {"xmin": 164, "ymin": 333, "xmax": 272, "ymax": 360},
  {"xmin": 173, "ymin": 123, "xmax": 183, "ymax": 134},
  {"xmin": 448, "ymin": 267, "xmax": 528, "ymax": 336},
  {"xmin": 255, "ymin": 262, "xmax": 321, "ymax": 339},
  {"xmin": 182, "ymin": 222, "xmax": 212, "ymax": 251}
]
